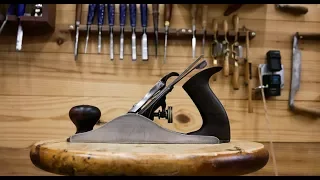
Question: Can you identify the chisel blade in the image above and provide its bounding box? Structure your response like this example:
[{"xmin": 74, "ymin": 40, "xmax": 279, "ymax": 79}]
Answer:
[
  {"xmin": 16, "ymin": 24, "xmax": 23, "ymax": 51},
  {"xmin": 132, "ymin": 32, "xmax": 137, "ymax": 60},
  {"xmin": 164, "ymin": 31, "xmax": 168, "ymax": 63},
  {"xmin": 192, "ymin": 36, "xmax": 196, "ymax": 58},
  {"xmin": 142, "ymin": 33, "xmax": 148, "ymax": 60},
  {"xmin": 110, "ymin": 31, "xmax": 114, "ymax": 60},
  {"xmin": 120, "ymin": 32, "xmax": 124, "ymax": 59},
  {"xmin": 236, "ymin": 45, "xmax": 243, "ymax": 59}
]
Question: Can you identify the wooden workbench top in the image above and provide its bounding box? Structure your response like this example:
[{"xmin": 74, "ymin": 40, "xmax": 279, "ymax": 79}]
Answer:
[{"xmin": 30, "ymin": 139, "xmax": 269, "ymax": 176}]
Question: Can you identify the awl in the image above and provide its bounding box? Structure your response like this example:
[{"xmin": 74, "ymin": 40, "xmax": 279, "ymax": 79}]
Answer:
[
  {"xmin": 108, "ymin": 4, "xmax": 115, "ymax": 60},
  {"xmin": 201, "ymin": 4, "xmax": 208, "ymax": 55},
  {"xmin": 191, "ymin": 4, "xmax": 198, "ymax": 59},
  {"xmin": 152, "ymin": 4, "xmax": 159, "ymax": 58},
  {"xmin": 129, "ymin": 4, "xmax": 137, "ymax": 61},
  {"xmin": 74, "ymin": 4, "xmax": 82, "ymax": 60},
  {"xmin": 140, "ymin": 4, "xmax": 148, "ymax": 61},
  {"xmin": 163, "ymin": 4, "xmax": 173, "ymax": 63},
  {"xmin": 119, "ymin": 4, "xmax": 127, "ymax": 60}
]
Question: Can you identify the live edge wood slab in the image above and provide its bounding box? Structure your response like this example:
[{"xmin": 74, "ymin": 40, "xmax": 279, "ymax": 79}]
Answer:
[{"xmin": 30, "ymin": 139, "xmax": 269, "ymax": 176}]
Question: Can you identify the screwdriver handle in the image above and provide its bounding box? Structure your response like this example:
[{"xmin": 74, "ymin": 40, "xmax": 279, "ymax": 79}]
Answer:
[
  {"xmin": 87, "ymin": 4, "xmax": 97, "ymax": 25},
  {"xmin": 16, "ymin": 4, "xmax": 26, "ymax": 17},
  {"xmin": 108, "ymin": 4, "xmax": 115, "ymax": 26},
  {"xmin": 97, "ymin": 4, "xmax": 105, "ymax": 26},
  {"xmin": 191, "ymin": 4, "xmax": 197, "ymax": 26},
  {"xmin": 223, "ymin": 19, "xmax": 228, "ymax": 36},
  {"xmin": 120, "ymin": 4, "xmax": 127, "ymax": 26},
  {"xmin": 152, "ymin": 4, "xmax": 159, "ymax": 29},
  {"xmin": 7, "ymin": 4, "xmax": 16, "ymax": 15},
  {"xmin": 140, "ymin": 4, "xmax": 148, "ymax": 27},
  {"xmin": 129, "ymin": 4, "xmax": 137, "ymax": 27},
  {"xmin": 202, "ymin": 5, "xmax": 208, "ymax": 29},
  {"xmin": 75, "ymin": 4, "xmax": 82, "ymax": 23},
  {"xmin": 164, "ymin": 4, "xmax": 173, "ymax": 25},
  {"xmin": 233, "ymin": 15, "xmax": 239, "ymax": 34}
]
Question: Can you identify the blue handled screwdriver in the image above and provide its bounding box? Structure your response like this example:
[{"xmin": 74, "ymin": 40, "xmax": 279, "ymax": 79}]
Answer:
[
  {"xmin": 108, "ymin": 4, "xmax": 115, "ymax": 60},
  {"xmin": 119, "ymin": 4, "xmax": 127, "ymax": 60},
  {"xmin": 84, "ymin": 4, "xmax": 97, "ymax": 53},
  {"xmin": 140, "ymin": 4, "xmax": 148, "ymax": 61},
  {"xmin": 129, "ymin": 4, "xmax": 137, "ymax": 61},
  {"xmin": 97, "ymin": 4, "xmax": 105, "ymax": 54}
]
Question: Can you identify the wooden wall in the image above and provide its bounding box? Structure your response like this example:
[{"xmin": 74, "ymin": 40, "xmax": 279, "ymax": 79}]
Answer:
[{"xmin": 0, "ymin": 4, "xmax": 319, "ymax": 176}]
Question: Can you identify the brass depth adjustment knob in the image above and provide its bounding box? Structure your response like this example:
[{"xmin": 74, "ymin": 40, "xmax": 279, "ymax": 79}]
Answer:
[{"xmin": 69, "ymin": 105, "xmax": 101, "ymax": 134}]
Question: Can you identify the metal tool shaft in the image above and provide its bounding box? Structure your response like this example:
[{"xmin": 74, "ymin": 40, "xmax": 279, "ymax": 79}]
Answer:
[
  {"xmin": 84, "ymin": 4, "xmax": 97, "ymax": 54},
  {"xmin": 119, "ymin": 4, "xmax": 127, "ymax": 60},
  {"xmin": 74, "ymin": 4, "xmax": 82, "ymax": 60},
  {"xmin": 97, "ymin": 4, "xmax": 105, "ymax": 54},
  {"xmin": 141, "ymin": 4, "xmax": 148, "ymax": 61},
  {"xmin": 164, "ymin": 4, "xmax": 173, "ymax": 63},
  {"xmin": 15, "ymin": 4, "xmax": 26, "ymax": 51},
  {"xmin": 191, "ymin": 4, "xmax": 198, "ymax": 59},
  {"xmin": 129, "ymin": 4, "xmax": 137, "ymax": 61},
  {"xmin": 152, "ymin": 4, "xmax": 159, "ymax": 58},
  {"xmin": 108, "ymin": 4, "xmax": 115, "ymax": 60},
  {"xmin": 201, "ymin": 5, "xmax": 208, "ymax": 56}
]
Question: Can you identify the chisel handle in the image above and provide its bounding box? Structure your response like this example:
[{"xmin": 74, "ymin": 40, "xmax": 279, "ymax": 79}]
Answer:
[
  {"xmin": 108, "ymin": 4, "xmax": 115, "ymax": 26},
  {"xmin": 140, "ymin": 4, "xmax": 148, "ymax": 27},
  {"xmin": 152, "ymin": 4, "xmax": 159, "ymax": 29},
  {"xmin": 202, "ymin": 5, "xmax": 208, "ymax": 29},
  {"xmin": 232, "ymin": 61, "xmax": 239, "ymax": 89},
  {"xmin": 223, "ymin": 19, "xmax": 228, "ymax": 37},
  {"xmin": 191, "ymin": 4, "xmax": 197, "ymax": 26},
  {"xmin": 164, "ymin": 4, "xmax": 173, "ymax": 26},
  {"xmin": 233, "ymin": 15, "xmax": 239, "ymax": 36},
  {"xmin": 119, "ymin": 4, "xmax": 127, "ymax": 26},
  {"xmin": 97, "ymin": 4, "xmax": 105, "ymax": 26},
  {"xmin": 16, "ymin": 4, "xmax": 26, "ymax": 17},
  {"xmin": 75, "ymin": 4, "xmax": 82, "ymax": 23},
  {"xmin": 224, "ymin": 53, "xmax": 229, "ymax": 77},
  {"xmin": 212, "ymin": 19, "xmax": 218, "ymax": 39},
  {"xmin": 87, "ymin": 4, "xmax": 97, "ymax": 25},
  {"xmin": 129, "ymin": 4, "xmax": 137, "ymax": 27}
]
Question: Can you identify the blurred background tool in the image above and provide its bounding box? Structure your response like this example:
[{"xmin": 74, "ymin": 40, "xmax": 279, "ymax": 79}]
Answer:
[
  {"xmin": 222, "ymin": 19, "xmax": 230, "ymax": 77},
  {"xmin": 84, "ymin": 4, "xmax": 106, "ymax": 54},
  {"xmin": 152, "ymin": 4, "xmax": 159, "ymax": 58},
  {"xmin": 191, "ymin": 4, "xmax": 198, "ymax": 59},
  {"xmin": 163, "ymin": 4, "xmax": 173, "ymax": 63},
  {"xmin": 129, "ymin": 4, "xmax": 137, "ymax": 61},
  {"xmin": 211, "ymin": 19, "xmax": 222, "ymax": 81},
  {"xmin": 140, "ymin": 4, "xmax": 148, "ymax": 61},
  {"xmin": 74, "ymin": 4, "xmax": 82, "ymax": 60},
  {"xmin": 108, "ymin": 4, "xmax": 115, "ymax": 60},
  {"xmin": 275, "ymin": 4, "xmax": 308, "ymax": 15},
  {"xmin": 201, "ymin": 4, "xmax": 208, "ymax": 55},
  {"xmin": 232, "ymin": 15, "xmax": 241, "ymax": 90},
  {"xmin": 224, "ymin": 4, "xmax": 243, "ymax": 16},
  {"xmin": 119, "ymin": 4, "xmax": 127, "ymax": 60}
]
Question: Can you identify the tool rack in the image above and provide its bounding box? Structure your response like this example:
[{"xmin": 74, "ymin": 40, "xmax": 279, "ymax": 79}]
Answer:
[
  {"xmin": 66, "ymin": 24, "xmax": 256, "ymax": 42},
  {"xmin": 0, "ymin": 4, "xmax": 56, "ymax": 35}
]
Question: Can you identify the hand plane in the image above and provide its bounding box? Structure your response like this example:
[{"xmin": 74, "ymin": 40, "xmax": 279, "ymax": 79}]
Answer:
[{"xmin": 67, "ymin": 55, "xmax": 230, "ymax": 144}]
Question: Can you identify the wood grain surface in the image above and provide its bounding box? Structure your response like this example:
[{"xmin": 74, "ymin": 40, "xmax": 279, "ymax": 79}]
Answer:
[{"xmin": 0, "ymin": 4, "xmax": 319, "ymax": 176}]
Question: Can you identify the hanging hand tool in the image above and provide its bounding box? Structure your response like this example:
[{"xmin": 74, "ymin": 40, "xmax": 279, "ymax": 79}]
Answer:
[
  {"xmin": 222, "ymin": 20, "xmax": 230, "ymax": 77},
  {"xmin": 108, "ymin": 4, "xmax": 115, "ymax": 60},
  {"xmin": 84, "ymin": 4, "xmax": 105, "ymax": 54},
  {"xmin": 210, "ymin": 19, "xmax": 222, "ymax": 81},
  {"xmin": 191, "ymin": 4, "xmax": 198, "ymax": 59},
  {"xmin": 163, "ymin": 4, "xmax": 173, "ymax": 63},
  {"xmin": 140, "ymin": 4, "xmax": 148, "ymax": 61},
  {"xmin": 201, "ymin": 5, "xmax": 208, "ymax": 56},
  {"xmin": 119, "ymin": 4, "xmax": 127, "ymax": 60},
  {"xmin": 275, "ymin": 4, "xmax": 308, "ymax": 15},
  {"xmin": 232, "ymin": 15, "xmax": 242, "ymax": 90},
  {"xmin": 152, "ymin": 4, "xmax": 159, "ymax": 58},
  {"xmin": 74, "ymin": 4, "xmax": 82, "ymax": 60},
  {"xmin": 245, "ymin": 29, "xmax": 253, "ymax": 113},
  {"xmin": 129, "ymin": 4, "xmax": 137, "ymax": 61}
]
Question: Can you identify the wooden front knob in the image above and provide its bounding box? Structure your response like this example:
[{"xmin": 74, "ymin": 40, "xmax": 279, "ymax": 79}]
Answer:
[{"xmin": 69, "ymin": 105, "xmax": 101, "ymax": 134}]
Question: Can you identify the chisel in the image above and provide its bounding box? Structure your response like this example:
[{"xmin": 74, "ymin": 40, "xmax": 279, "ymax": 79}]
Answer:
[
  {"xmin": 211, "ymin": 19, "xmax": 222, "ymax": 81},
  {"xmin": 152, "ymin": 4, "xmax": 159, "ymax": 58},
  {"xmin": 108, "ymin": 4, "xmax": 115, "ymax": 60},
  {"xmin": 232, "ymin": 15, "xmax": 240, "ymax": 90},
  {"xmin": 97, "ymin": 4, "xmax": 105, "ymax": 54},
  {"xmin": 15, "ymin": 4, "xmax": 26, "ymax": 51},
  {"xmin": 222, "ymin": 20, "xmax": 229, "ymax": 77},
  {"xmin": 191, "ymin": 4, "xmax": 198, "ymax": 59},
  {"xmin": 119, "ymin": 4, "xmax": 127, "ymax": 60},
  {"xmin": 164, "ymin": 4, "xmax": 173, "ymax": 63},
  {"xmin": 84, "ymin": 4, "xmax": 97, "ymax": 53},
  {"xmin": 140, "ymin": 4, "xmax": 148, "ymax": 61},
  {"xmin": 74, "ymin": 4, "xmax": 82, "ymax": 60},
  {"xmin": 201, "ymin": 5, "xmax": 208, "ymax": 55},
  {"xmin": 129, "ymin": 4, "xmax": 137, "ymax": 61}
]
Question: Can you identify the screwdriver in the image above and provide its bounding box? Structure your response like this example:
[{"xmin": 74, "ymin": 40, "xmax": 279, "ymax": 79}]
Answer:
[
  {"xmin": 129, "ymin": 4, "xmax": 137, "ymax": 61},
  {"xmin": 97, "ymin": 4, "xmax": 105, "ymax": 54},
  {"xmin": 191, "ymin": 4, "xmax": 198, "ymax": 59},
  {"xmin": 74, "ymin": 4, "xmax": 82, "ymax": 60},
  {"xmin": 140, "ymin": 4, "xmax": 148, "ymax": 61},
  {"xmin": 152, "ymin": 4, "xmax": 159, "ymax": 58},
  {"xmin": 201, "ymin": 5, "xmax": 208, "ymax": 55},
  {"xmin": 108, "ymin": 4, "xmax": 115, "ymax": 60},
  {"xmin": 84, "ymin": 4, "xmax": 97, "ymax": 53},
  {"xmin": 119, "ymin": 4, "xmax": 127, "ymax": 60},
  {"xmin": 163, "ymin": 4, "xmax": 173, "ymax": 64}
]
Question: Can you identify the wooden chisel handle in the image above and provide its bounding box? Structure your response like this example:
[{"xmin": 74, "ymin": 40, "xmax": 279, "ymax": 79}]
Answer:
[
  {"xmin": 75, "ymin": 4, "xmax": 82, "ymax": 23},
  {"xmin": 191, "ymin": 4, "xmax": 197, "ymax": 26},
  {"xmin": 212, "ymin": 18, "xmax": 218, "ymax": 39},
  {"xmin": 233, "ymin": 15, "xmax": 239, "ymax": 40},
  {"xmin": 202, "ymin": 5, "xmax": 208, "ymax": 29},
  {"xmin": 232, "ymin": 61, "xmax": 239, "ymax": 89},
  {"xmin": 164, "ymin": 4, "xmax": 173, "ymax": 25},
  {"xmin": 223, "ymin": 20, "xmax": 229, "ymax": 77}
]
